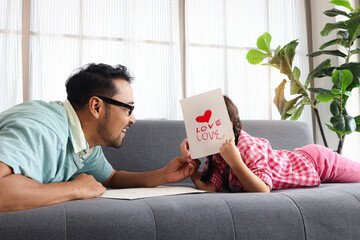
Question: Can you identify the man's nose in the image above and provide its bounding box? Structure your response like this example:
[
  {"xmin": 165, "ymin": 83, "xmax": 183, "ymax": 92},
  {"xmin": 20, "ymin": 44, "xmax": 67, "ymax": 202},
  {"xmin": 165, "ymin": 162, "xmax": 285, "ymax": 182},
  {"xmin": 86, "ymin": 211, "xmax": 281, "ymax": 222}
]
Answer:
[{"xmin": 129, "ymin": 114, "xmax": 136, "ymax": 124}]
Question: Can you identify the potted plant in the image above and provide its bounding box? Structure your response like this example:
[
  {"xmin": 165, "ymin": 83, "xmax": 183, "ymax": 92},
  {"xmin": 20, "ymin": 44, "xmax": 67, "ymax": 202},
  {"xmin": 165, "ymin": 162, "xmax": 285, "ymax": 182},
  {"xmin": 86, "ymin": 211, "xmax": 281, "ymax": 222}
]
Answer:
[{"xmin": 246, "ymin": 0, "xmax": 360, "ymax": 154}]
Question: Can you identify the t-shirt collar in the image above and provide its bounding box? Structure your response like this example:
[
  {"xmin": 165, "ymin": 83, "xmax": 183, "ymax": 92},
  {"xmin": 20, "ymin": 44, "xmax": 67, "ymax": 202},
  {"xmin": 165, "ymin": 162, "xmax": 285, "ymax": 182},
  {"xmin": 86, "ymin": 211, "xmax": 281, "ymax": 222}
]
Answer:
[{"xmin": 63, "ymin": 99, "xmax": 89, "ymax": 154}]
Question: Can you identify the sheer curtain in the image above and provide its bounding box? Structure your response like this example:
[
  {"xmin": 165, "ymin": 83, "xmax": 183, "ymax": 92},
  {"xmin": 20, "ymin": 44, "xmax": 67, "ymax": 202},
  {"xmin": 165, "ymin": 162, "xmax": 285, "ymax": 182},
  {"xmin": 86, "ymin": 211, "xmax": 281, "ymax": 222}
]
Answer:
[
  {"xmin": 30, "ymin": 0, "xmax": 182, "ymax": 119},
  {"xmin": 185, "ymin": 0, "xmax": 312, "ymax": 128},
  {"xmin": 0, "ymin": 0, "xmax": 22, "ymax": 111},
  {"xmin": 2, "ymin": 0, "xmax": 311, "ymax": 126}
]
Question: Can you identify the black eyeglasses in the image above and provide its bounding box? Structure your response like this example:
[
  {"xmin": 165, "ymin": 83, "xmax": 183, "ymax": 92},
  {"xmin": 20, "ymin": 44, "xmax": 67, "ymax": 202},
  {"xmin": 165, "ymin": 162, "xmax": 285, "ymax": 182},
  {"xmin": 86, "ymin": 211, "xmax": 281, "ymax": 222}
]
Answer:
[{"xmin": 96, "ymin": 96, "xmax": 134, "ymax": 115}]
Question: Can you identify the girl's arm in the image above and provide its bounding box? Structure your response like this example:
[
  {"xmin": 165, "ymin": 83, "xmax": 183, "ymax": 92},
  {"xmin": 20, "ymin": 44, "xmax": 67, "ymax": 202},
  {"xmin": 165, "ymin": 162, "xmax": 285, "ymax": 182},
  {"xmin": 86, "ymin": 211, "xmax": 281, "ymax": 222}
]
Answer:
[
  {"xmin": 190, "ymin": 170, "xmax": 217, "ymax": 192},
  {"xmin": 180, "ymin": 139, "xmax": 190, "ymax": 157},
  {"xmin": 180, "ymin": 139, "xmax": 217, "ymax": 191},
  {"xmin": 220, "ymin": 139, "xmax": 271, "ymax": 193}
]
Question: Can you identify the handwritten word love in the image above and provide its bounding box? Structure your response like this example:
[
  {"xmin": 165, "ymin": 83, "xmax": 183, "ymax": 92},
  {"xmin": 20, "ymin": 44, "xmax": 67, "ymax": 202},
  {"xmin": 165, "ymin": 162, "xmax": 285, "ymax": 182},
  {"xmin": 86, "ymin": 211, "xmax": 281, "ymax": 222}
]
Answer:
[
  {"xmin": 195, "ymin": 110, "xmax": 224, "ymax": 141},
  {"xmin": 196, "ymin": 129, "xmax": 224, "ymax": 141}
]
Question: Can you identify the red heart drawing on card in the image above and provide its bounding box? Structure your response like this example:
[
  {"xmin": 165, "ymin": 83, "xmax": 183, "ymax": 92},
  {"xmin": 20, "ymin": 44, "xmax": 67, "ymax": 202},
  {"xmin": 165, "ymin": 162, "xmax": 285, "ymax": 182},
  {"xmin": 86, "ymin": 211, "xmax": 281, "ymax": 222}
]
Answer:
[{"xmin": 196, "ymin": 110, "xmax": 212, "ymax": 123}]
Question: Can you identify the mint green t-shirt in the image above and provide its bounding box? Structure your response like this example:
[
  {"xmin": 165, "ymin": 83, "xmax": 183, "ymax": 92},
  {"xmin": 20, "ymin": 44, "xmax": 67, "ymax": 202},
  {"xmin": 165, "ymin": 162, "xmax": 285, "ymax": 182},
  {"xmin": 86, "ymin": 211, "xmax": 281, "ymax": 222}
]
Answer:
[{"xmin": 0, "ymin": 100, "xmax": 113, "ymax": 183}]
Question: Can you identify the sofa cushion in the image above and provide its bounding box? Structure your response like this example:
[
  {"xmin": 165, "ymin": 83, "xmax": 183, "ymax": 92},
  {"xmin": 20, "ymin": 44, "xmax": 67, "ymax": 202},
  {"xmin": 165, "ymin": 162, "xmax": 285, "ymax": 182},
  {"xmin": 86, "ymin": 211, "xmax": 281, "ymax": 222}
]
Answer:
[{"xmin": 102, "ymin": 120, "xmax": 313, "ymax": 177}]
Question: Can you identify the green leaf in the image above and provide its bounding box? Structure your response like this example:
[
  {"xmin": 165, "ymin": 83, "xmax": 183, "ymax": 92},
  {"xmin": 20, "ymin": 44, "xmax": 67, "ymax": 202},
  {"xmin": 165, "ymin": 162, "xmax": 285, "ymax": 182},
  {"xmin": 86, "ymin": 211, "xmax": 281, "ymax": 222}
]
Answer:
[
  {"xmin": 308, "ymin": 67, "xmax": 335, "ymax": 81},
  {"xmin": 290, "ymin": 67, "xmax": 307, "ymax": 95},
  {"xmin": 332, "ymin": 69, "xmax": 353, "ymax": 91},
  {"xmin": 325, "ymin": 123, "xmax": 343, "ymax": 134},
  {"xmin": 300, "ymin": 98, "xmax": 313, "ymax": 105},
  {"xmin": 337, "ymin": 63, "xmax": 360, "ymax": 90},
  {"xmin": 274, "ymin": 45, "xmax": 281, "ymax": 56},
  {"xmin": 286, "ymin": 106, "xmax": 298, "ymax": 115},
  {"xmin": 261, "ymin": 63, "xmax": 279, "ymax": 69},
  {"xmin": 284, "ymin": 96, "xmax": 302, "ymax": 116},
  {"xmin": 355, "ymin": 115, "xmax": 360, "ymax": 132},
  {"xmin": 351, "ymin": 10, "xmax": 360, "ymax": 17},
  {"xmin": 305, "ymin": 59, "xmax": 333, "ymax": 88},
  {"xmin": 316, "ymin": 94, "xmax": 335, "ymax": 103},
  {"xmin": 344, "ymin": 115, "xmax": 356, "ymax": 133},
  {"xmin": 246, "ymin": 49, "xmax": 269, "ymax": 65},
  {"xmin": 308, "ymin": 88, "xmax": 332, "ymax": 95},
  {"xmin": 324, "ymin": 8, "xmax": 351, "ymax": 17},
  {"xmin": 350, "ymin": 47, "xmax": 360, "ymax": 54},
  {"xmin": 345, "ymin": 15, "xmax": 360, "ymax": 42},
  {"xmin": 331, "ymin": 115, "xmax": 345, "ymax": 132},
  {"xmin": 273, "ymin": 79, "xmax": 288, "ymax": 118},
  {"xmin": 293, "ymin": 66, "xmax": 301, "ymax": 81},
  {"xmin": 330, "ymin": 115, "xmax": 356, "ymax": 134},
  {"xmin": 351, "ymin": 24, "xmax": 360, "ymax": 42},
  {"xmin": 268, "ymin": 40, "xmax": 299, "ymax": 79},
  {"xmin": 307, "ymin": 50, "xmax": 347, "ymax": 58},
  {"xmin": 319, "ymin": 39, "xmax": 349, "ymax": 49},
  {"xmin": 290, "ymin": 104, "xmax": 305, "ymax": 120},
  {"xmin": 272, "ymin": 80, "xmax": 302, "ymax": 120},
  {"xmin": 357, "ymin": 6, "xmax": 360, "ymax": 11},
  {"xmin": 343, "ymin": 90, "xmax": 351, "ymax": 96},
  {"xmin": 330, "ymin": 100, "xmax": 340, "ymax": 116},
  {"xmin": 320, "ymin": 22, "xmax": 347, "ymax": 36},
  {"xmin": 330, "ymin": 88, "xmax": 342, "ymax": 95},
  {"xmin": 257, "ymin": 32, "xmax": 272, "ymax": 55},
  {"xmin": 283, "ymin": 40, "xmax": 298, "ymax": 65},
  {"xmin": 329, "ymin": 0, "xmax": 354, "ymax": 12},
  {"xmin": 337, "ymin": 30, "xmax": 349, "ymax": 40}
]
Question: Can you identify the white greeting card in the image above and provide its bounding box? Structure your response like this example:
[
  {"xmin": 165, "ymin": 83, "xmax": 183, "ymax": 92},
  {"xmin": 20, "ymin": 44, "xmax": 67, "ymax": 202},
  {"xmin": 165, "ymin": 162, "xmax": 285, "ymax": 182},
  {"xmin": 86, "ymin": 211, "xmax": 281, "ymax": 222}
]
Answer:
[
  {"xmin": 180, "ymin": 89, "xmax": 234, "ymax": 159},
  {"xmin": 99, "ymin": 186, "xmax": 207, "ymax": 200}
]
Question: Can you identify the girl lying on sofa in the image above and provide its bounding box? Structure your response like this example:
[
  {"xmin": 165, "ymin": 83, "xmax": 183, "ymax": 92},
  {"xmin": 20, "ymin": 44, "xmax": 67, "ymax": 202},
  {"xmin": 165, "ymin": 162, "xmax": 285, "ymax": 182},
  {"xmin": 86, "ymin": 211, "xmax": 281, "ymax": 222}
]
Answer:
[{"xmin": 180, "ymin": 96, "xmax": 360, "ymax": 193}]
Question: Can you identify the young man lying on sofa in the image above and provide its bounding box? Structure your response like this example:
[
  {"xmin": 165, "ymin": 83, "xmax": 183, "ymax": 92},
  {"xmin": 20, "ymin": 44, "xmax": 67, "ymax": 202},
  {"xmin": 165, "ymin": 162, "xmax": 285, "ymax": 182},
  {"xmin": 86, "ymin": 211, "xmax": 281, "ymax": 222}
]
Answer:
[{"xmin": 0, "ymin": 63, "xmax": 197, "ymax": 212}]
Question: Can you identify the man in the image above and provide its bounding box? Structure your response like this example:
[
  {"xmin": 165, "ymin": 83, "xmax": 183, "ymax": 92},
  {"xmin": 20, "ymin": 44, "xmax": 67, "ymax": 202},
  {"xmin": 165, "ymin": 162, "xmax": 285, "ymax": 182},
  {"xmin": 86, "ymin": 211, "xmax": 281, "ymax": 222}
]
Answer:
[{"xmin": 0, "ymin": 63, "xmax": 196, "ymax": 212}]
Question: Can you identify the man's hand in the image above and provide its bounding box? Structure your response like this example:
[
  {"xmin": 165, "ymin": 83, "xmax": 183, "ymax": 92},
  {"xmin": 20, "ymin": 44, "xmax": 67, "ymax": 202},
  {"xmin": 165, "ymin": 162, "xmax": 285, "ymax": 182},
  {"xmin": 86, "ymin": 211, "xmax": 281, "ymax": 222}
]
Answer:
[
  {"xmin": 179, "ymin": 139, "xmax": 191, "ymax": 157},
  {"xmin": 163, "ymin": 156, "xmax": 197, "ymax": 183},
  {"xmin": 71, "ymin": 173, "xmax": 106, "ymax": 199},
  {"xmin": 0, "ymin": 171, "xmax": 106, "ymax": 212}
]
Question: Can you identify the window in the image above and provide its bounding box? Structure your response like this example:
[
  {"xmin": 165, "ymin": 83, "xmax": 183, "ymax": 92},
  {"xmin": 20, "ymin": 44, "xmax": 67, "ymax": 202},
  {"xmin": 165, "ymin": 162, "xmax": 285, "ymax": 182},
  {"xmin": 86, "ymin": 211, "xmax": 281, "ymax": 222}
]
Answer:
[
  {"xmin": 0, "ymin": 0, "xmax": 22, "ymax": 111},
  {"xmin": 186, "ymin": 0, "xmax": 311, "ymax": 123},
  {"xmin": 1, "ymin": 0, "xmax": 310, "ymax": 126},
  {"xmin": 28, "ymin": 0, "xmax": 182, "ymax": 119}
]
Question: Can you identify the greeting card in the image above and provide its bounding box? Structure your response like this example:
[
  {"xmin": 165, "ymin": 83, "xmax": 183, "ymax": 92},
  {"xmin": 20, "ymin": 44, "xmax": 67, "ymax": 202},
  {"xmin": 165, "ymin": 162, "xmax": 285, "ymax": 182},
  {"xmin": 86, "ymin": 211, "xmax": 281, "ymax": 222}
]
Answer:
[{"xmin": 180, "ymin": 89, "xmax": 234, "ymax": 159}]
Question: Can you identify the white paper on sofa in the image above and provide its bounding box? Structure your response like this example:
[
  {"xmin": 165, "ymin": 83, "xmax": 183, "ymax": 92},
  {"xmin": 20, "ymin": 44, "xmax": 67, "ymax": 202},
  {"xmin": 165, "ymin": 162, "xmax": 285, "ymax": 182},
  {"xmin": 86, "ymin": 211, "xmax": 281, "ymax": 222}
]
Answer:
[
  {"xmin": 99, "ymin": 186, "xmax": 207, "ymax": 200},
  {"xmin": 180, "ymin": 88, "xmax": 234, "ymax": 159}
]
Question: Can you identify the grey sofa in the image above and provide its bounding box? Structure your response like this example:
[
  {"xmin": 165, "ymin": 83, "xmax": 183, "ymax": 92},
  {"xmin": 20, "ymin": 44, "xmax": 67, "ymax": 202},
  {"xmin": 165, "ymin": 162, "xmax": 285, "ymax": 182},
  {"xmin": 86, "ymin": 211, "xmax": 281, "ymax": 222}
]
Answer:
[{"xmin": 1, "ymin": 120, "xmax": 360, "ymax": 240}]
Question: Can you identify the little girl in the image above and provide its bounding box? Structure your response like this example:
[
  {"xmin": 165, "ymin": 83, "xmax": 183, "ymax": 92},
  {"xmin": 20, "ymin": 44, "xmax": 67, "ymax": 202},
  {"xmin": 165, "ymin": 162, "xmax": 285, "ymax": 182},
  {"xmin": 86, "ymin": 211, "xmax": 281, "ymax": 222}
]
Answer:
[{"xmin": 180, "ymin": 96, "xmax": 360, "ymax": 193}]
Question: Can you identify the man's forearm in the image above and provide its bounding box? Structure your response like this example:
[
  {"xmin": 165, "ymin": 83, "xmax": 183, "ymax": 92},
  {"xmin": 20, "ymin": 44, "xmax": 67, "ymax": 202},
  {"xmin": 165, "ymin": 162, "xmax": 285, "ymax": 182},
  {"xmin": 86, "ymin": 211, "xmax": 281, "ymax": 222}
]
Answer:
[
  {"xmin": 108, "ymin": 169, "xmax": 166, "ymax": 189},
  {"xmin": 0, "ymin": 174, "xmax": 78, "ymax": 212}
]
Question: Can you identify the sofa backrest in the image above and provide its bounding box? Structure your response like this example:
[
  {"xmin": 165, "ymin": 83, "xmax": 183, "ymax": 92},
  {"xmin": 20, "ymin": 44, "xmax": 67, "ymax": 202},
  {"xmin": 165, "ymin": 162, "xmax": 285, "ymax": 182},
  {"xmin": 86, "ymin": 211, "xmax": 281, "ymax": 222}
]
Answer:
[{"xmin": 102, "ymin": 120, "xmax": 313, "ymax": 179}]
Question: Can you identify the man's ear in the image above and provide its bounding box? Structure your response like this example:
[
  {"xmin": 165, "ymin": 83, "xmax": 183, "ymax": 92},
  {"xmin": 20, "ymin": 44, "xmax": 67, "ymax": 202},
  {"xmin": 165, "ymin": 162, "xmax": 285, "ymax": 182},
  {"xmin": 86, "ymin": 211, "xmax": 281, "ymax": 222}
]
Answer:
[{"xmin": 88, "ymin": 97, "xmax": 104, "ymax": 119}]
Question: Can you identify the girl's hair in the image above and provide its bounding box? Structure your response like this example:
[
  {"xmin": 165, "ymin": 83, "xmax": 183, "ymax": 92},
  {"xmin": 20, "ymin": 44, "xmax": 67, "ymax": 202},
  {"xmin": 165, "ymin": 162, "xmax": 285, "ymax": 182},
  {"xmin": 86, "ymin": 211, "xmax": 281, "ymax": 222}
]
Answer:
[{"xmin": 201, "ymin": 95, "xmax": 242, "ymax": 192}]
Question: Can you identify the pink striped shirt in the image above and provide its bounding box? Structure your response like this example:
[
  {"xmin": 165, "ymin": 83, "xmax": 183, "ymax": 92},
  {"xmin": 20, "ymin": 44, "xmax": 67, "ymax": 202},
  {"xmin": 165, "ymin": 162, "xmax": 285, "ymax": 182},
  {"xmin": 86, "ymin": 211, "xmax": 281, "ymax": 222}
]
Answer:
[{"xmin": 203, "ymin": 130, "xmax": 320, "ymax": 191}]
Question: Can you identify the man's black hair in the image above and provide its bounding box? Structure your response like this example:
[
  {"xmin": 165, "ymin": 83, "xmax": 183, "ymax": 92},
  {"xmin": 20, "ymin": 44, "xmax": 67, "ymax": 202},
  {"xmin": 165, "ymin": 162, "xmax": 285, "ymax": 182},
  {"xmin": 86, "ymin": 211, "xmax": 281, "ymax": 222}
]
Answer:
[{"xmin": 65, "ymin": 63, "xmax": 133, "ymax": 108}]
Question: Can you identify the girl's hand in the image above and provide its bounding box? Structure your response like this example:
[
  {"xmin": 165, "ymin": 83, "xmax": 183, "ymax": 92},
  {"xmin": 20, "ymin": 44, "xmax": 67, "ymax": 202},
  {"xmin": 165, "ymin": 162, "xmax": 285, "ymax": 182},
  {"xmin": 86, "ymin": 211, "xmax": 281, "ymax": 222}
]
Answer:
[
  {"xmin": 180, "ymin": 139, "xmax": 191, "ymax": 157},
  {"xmin": 189, "ymin": 159, "xmax": 201, "ymax": 180},
  {"xmin": 190, "ymin": 159, "xmax": 201, "ymax": 173},
  {"xmin": 219, "ymin": 139, "xmax": 241, "ymax": 166}
]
